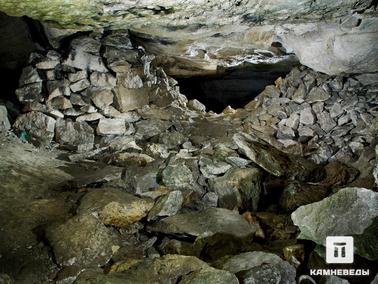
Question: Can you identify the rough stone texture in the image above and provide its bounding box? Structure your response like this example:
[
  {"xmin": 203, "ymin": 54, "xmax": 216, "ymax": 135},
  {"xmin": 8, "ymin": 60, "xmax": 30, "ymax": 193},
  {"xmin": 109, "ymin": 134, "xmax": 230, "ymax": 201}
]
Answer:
[
  {"xmin": 46, "ymin": 214, "xmax": 119, "ymax": 267},
  {"xmin": 1, "ymin": 1, "xmax": 376, "ymax": 76},
  {"xmin": 96, "ymin": 118, "xmax": 126, "ymax": 135},
  {"xmin": 180, "ymin": 267, "xmax": 239, "ymax": 284},
  {"xmin": 78, "ymin": 188, "xmax": 154, "ymax": 227},
  {"xmin": 208, "ymin": 167, "xmax": 262, "ymax": 211},
  {"xmin": 55, "ymin": 119, "xmax": 94, "ymax": 152},
  {"xmin": 216, "ymin": 251, "xmax": 296, "ymax": 284},
  {"xmin": 0, "ymin": 104, "xmax": 11, "ymax": 131},
  {"xmin": 13, "ymin": 111, "xmax": 55, "ymax": 143},
  {"xmin": 374, "ymin": 145, "xmax": 378, "ymax": 187},
  {"xmin": 147, "ymin": 190, "xmax": 184, "ymax": 221},
  {"xmin": 291, "ymin": 187, "xmax": 378, "ymax": 261},
  {"xmin": 90, "ymin": 89, "xmax": 114, "ymax": 110},
  {"xmin": 75, "ymin": 255, "xmax": 209, "ymax": 284}
]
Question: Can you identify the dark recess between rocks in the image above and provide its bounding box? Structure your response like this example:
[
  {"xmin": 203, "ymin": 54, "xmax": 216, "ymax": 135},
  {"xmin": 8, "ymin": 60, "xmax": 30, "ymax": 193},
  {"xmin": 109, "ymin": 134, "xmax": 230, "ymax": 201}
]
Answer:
[{"xmin": 176, "ymin": 65, "xmax": 293, "ymax": 113}]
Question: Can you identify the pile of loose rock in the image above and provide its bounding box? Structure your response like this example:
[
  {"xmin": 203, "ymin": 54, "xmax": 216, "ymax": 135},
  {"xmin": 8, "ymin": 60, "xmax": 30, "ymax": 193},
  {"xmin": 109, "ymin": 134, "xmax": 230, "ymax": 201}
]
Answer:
[
  {"xmin": 12, "ymin": 31, "xmax": 187, "ymax": 150},
  {"xmin": 243, "ymin": 66, "xmax": 378, "ymax": 165},
  {"xmin": 0, "ymin": 31, "xmax": 377, "ymax": 284}
]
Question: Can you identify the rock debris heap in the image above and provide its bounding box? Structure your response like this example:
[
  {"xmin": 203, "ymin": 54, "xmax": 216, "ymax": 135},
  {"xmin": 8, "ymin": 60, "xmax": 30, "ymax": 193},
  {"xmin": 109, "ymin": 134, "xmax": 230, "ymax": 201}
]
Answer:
[{"xmin": 0, "ymin": 31, "xmax": 377, "ymax": 284}]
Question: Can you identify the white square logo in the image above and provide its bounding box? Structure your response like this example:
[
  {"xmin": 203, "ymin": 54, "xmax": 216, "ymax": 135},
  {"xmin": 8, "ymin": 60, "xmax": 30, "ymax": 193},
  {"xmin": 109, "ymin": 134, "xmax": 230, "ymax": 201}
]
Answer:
[{"xmin": 326, "ymin": 236, "xmax": 354, "ymax": 264}]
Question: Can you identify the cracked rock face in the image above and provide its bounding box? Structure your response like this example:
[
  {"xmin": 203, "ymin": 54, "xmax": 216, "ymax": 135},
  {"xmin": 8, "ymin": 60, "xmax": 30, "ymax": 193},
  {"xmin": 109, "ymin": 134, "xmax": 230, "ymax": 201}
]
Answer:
[{"xmin": 1, "ymin": 1, "xmax": 377, "ymax": 76}]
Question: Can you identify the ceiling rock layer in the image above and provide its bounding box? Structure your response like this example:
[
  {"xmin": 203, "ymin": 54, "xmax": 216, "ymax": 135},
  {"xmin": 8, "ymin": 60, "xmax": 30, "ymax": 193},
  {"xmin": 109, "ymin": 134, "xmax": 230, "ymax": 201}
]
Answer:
[{"xmin": 0, "ymin": 0, "xmax": 377, "ymax": 76}]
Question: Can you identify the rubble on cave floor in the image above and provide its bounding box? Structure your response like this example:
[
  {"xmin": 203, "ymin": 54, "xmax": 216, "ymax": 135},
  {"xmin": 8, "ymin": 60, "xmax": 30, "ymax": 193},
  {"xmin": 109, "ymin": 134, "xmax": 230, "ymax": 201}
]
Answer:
[{"xmin": 0, "ymin": 31, "xmax": 377, "ymax": 284}]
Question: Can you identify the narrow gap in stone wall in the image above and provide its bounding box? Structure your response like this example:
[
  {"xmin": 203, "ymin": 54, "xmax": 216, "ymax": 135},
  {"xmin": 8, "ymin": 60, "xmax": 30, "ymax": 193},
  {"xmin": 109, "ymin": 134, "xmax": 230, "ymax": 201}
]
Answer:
[{"xmin": 175, "ymin": 65, "xmax": 294, "ymax": 113}]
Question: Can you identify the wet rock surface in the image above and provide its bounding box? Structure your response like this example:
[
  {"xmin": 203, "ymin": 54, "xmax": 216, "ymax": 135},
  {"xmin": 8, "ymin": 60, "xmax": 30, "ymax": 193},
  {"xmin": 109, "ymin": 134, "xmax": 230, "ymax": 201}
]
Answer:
[{"xmin": 0, "ymin": 29, "xmax": 377, "ymax": 284}]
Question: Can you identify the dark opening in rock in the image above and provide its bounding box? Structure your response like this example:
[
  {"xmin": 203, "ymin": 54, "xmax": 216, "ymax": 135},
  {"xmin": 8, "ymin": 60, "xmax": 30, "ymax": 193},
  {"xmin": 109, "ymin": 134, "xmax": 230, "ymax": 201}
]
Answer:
[{"xmin": 176, "ymin": 64, "xmax": 294, "ymax": 113}]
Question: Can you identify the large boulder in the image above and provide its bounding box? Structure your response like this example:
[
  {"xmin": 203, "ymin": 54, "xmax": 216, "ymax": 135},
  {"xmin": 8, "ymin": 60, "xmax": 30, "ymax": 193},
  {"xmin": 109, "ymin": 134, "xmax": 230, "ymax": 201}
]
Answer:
[{"xmin": 291, "ymin": 187, "xmax": 378, "ymax": 261}]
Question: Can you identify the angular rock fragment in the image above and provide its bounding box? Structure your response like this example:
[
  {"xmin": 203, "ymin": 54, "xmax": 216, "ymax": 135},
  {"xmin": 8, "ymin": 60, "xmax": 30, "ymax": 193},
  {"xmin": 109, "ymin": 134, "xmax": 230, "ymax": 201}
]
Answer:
[
  {"xmin": 68, "ymin": 70, "xmax": 87, "ymax": 83},
  {"xmin": 300, "ymin": 107, "xmax": 315, "ymax": 125},
  {"xmin": 306, "ymin": 87, "xmax": 330, "ymax": 103},
  {"xmin": 47, "ymin": 96, "xmax": 72, "ymax": 110},
  {"xmin": 90, "ymin": 88, "xmax": 113, "ymax": 110},
  {"xmin": 317, "ymin": 111, "xmax": 337, "ymax": 133},
  {"xmin": 148, "ymin": 208, "xmax": 256, "ymax": 257},
  {"xmin": 187, "ymin": 99, "xmax": 206, "ymax": 112},
  {"xmin": 78, "ymin": 188, "xmax": 154, "ymax": 227},
  {"xmin": 18, "ymin": 66, "xmax": 42, "ymax": 86},
  {"xmin": 55, "ymin": 119, "xmax": 94, "ymax": 151},
  {"xmin": 162, "ymin": 162, "xmax": 194, "ymax": 191},
  {"xmin": 15, "ymin": 82, "xmax": 43, "ymax": 103},
  {"xmin": 215, "ymin": 251, "xmax": 296, "ymax": 284},
  {"xmin": 46, "ymin": 80, "xmax": 71, "ymax": 100},
  {"xmin": 90, "ymin": 72, "xmax": 116, "ymax": 89},
  {"xmin": 291, "ymin": 187, "xmax": 378, "ymax": 260},
  {"xmin": 0, "ymin": 104, "xmax": 11, "ymax": 131},
  {"xmin": 46, "ymin": 214, "xmax": 119, "ymax": 267},
  {"xmin": 13, "ymin": 111, "xmax": 55, "ymax": 142},
  {"xmin": 180, "ymin": 267, "xmax": 239, "ymax": 284},
  {"xmin": 76, "ymin": 112, "xmax": 103, "ymax": 122},
  {"xmin": 96, "ymin": 118, "xmax": 125, "ymax": 135},
  {"xmin": 70, "ymin": 78, "xmax": 90, "ymax": 93},
  {"xmin": 208, "ymin": 167, "xmax": 262, "ymax": 211},
  {"xmin": 147, "ymin": 190, "xmax": 183, "ymax": 221}
]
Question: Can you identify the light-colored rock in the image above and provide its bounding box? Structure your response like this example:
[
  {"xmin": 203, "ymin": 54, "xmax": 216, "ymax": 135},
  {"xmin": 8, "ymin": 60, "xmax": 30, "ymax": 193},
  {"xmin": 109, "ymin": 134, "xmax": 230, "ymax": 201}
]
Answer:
[
  {"xmin": 76, "ymin": 112, "xmax": 103, "ymax": 122},
  {"xmin": 147, "ymin": 190, "xmax": 183, "ymax": 221},
  {"xmin": 291, "ymin": 187, "xmax": 378, "ymax": 261},
  {"xmin": 89, "ymin": 72, "xmax": 116, "ymax": 89},
  {"xmin": 374, "ymin": 145, "xmax": 378, "ymax": 187},
  {"xmin": 285, "ymin": 113, "xmax": 300, "ymax": 130},
  {"xmin": 187, "ymin": 99, "xmax": 206, "ymax": 112},
  {"xmin": 18, "ymin": 66, "xmax": 42, "ymax": 86},
  {"xmin": 162, "ymin": 162, "xmax": 194, "ymax": 191},
  {"xmin": 55, "ymin": 119, "xmax": 94, "ymax": 152},
  {"xmin": 46, "ymin": 214, "xmax": 119, "ymax": 267},
  {"xmin": 317, "ymin": 112, "xmax": 337, "ymax": 133},
  {"xmin": 78, "ymin": 188, "xmax": 154, "ymax": 227},
  {"xmin": 70, "ymin": 78, "xmax": 90, "ymax": 93},
  {"xmin": 47, "ymin": 96, "xmax": 72, "ymax": 110},
  {"xmin": 208, "ymin": 167, "xmax": 262, "ymax": 211},
  {"xmin": 96, "ymin": 118, "xmax": 126, "ymax": 135},
  {"xmin": 0, "ymin": 105, "xmax": 11, "ymax": 131},
  {"xmin": 15, "ymin": 82, "xmax": 43, "ymax": 103},
  {"xmin": 90, "ymin": 89, "xmax": 113, "ymax": 110},
  {"xmin": 68, "ymin": 70, "xmax": 87, "ymax": 83},
  {"xmin": 217, "ymin": 251, "xmax": 296, "ymax": 284},
  {"xmin": 13, "ymin": 111, "xmax": 56, "ymax": 142},
  {"xmin": 299, "ymin": 107, "xmax": 315, "ymax": 125}
]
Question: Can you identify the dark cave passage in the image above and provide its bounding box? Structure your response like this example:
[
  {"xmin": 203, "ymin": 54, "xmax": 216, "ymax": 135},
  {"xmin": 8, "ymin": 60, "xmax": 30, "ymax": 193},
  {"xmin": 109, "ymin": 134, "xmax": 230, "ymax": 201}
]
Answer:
[{"xmin": 175, "ymin": 65, "xmax": 293, "ymax": 113}]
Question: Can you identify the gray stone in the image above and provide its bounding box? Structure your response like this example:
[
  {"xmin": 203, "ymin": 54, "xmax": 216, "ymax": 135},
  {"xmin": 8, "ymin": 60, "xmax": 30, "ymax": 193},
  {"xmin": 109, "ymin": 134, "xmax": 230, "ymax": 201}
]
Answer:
[
  {"xmin": 96, "ymin": 118, "xmax": 126, "ymax": 135},
  {"xmin": 70, "ymin": 78, "xmax": 90, "ymax": 93},
  {"xmin": 78, "ymin": 188, "xmax": 154, "ymax": 227},
  {"xmin": 285, "ymin": 113, "xmax": 300, "ymax": 130},
  {"xmin": 225, "ymin": 156, "xmax": 251, "ymax": 168},
  {"xmin": 312, "ymin": 101, "xmax": 324, "ymax": 114},
  {"xmin": 187, "ymin": 99, "xmax": 206, "ymax": 112},
  {"xmin": 317, "ymin": 112, "xmax": 337, "ymax": 133},
  {"xmin": 46, "ymin": 214, "xmax": 119, "ymax": 267},
  {"xmin": 329, "ymin": 102, "xmax": 343, "ymax": 118},
  {"xmin": 305, "ymin": 87, "xmax": 330, "ymax": 103},
  {"xmin": 337, "ymin": 114, "xmax": 350, "ymax": 126},
  {"xmin": 162, "ymin": 162, "xmax": 194, "ymax": 191},
  {"xmin": 114, "ymin": 73, "xmax": 150, "ymax": 112},
  {"xmin": 46, "ymin": 80, "xmax": 71, "ymax": 99},
  {"xmin": 35, "ymin": 59, "xmax": 59, "ymax": 70},
  {"xmin": 148, "ymin": 208, "xmax": 256, "ymax": 253},
  {"xmin": 64, "ymin": 108, "xmax": 85, "ymax": 117},
  {"xmin": 63, "ymin": 36, "xmax": 108, "ymax": 72},
  {"xmin": 147, "ymin": 190, "xmax": 183, "ymax": 221},
  {"xmin": 277, "ymin": 125, "xmax": 295, "ymax": 140},
  {"xmin": 70, "ymin": 94, "xmax": 89, "ymax": 106},
  {"xmin": 89, "ymin": 72, "xmax": 116, "ymax": 89},
  {"xmin": 237, "ymin": 263, "xmax": 282, "ymax": 284},
  {"xmin": 80, "ymin": 105, "xmax": 97, "ymax": 114},
  {"xmin": 180, "ymin": 267, "xmax": 239, "ymax": 284},
  {"xmin": 15, "ymin": 82, "xmax": 43, "ymax": 103},
  {"xmin": 217, "ymin": 251, "xmax": 296, "ymax": 284},
  {"xmin": 47, "ymin": 96, "xmax": 72, "ymax": 110},
  {"xmin": 76, "ymin": 113, "xmax": 103, "ymax": 122},
  {"xmin": 355, "ymin": 73, "xmax": 378, "ymax": 86},
  {"xmin": 292, "ymin": 83, "xmax": 306, "ymax": 103},
  {"xmin": 158, "ymin": 131, "xmax": 186, "ymax": 149},
  {"xmin": 18, "ymin": 66, "xmax": 42, "ymax": 86},
  {"xmin": 90, "ymin": 89, "xmax": 114, "ymax": 110},
  {"xmin": 199, "ymin": 156, "xmax": 232, "ymax": 178},
  {"xmin": 291, "ymin": 187, "xmax": 378, "ymax": 261},
  {"xmin": 299, "ymin": 107, "xmax": 315, "ymax": 125},
  {"xmin": 55, "ymin": 119, "xmax": 94, "ymax": 152},
  {"xmin": 374, "ymin": 145, "xmax": 378, "ymax": 187},
  {"xmin": 208, "ymin": 167, "xmax": 262, "ymax": 211},
  {"xmin": 68, "ymin": 70, "xmax": 87, "ymax": 83},
  {"xmin": 201, "ymin": 192, "xmax": 218, "ymax": 208},
  {"xmin": 0, "ymin": 105, "xmax": 11, "ymax": 131},
  {"xmin": 135, "ymin": 119, "xmax": 172, "ymax": 140},
  {"xmin": 297, "ymin": 126, "xmax": 315, "ymax": 143},
  {"xmin": 233, "ymin": 133, "xmax": 317, "ymax": 179},
  {"xmin": 328, "ymin": 77, "xmax": 344, "ymax": 91},
  {"xmin": 13, "ymin": 111, "xmax": 56, "ymax": 142}
]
